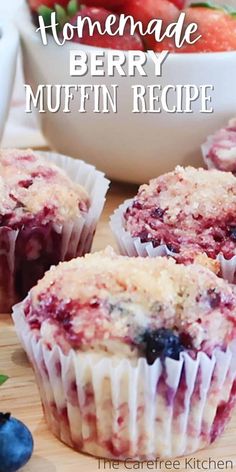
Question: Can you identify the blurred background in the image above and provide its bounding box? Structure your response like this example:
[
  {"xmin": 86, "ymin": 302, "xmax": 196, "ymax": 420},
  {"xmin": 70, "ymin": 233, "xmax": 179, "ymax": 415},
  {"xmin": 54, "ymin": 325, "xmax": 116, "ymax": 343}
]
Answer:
[{"xmin": 0, "ymin": 0, "xmax": 45, "ymax": 148}]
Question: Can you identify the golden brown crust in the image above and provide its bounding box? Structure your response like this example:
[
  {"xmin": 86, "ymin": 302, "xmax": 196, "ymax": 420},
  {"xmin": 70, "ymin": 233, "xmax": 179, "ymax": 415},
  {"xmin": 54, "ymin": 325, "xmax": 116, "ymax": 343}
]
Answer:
[
  {"xmin": 0, "ymin": 149, "xmax": 89, "ymax": 225},
  {"xmin": 25, "ymin": 248, "xmax": 236, "ymax": 356}
]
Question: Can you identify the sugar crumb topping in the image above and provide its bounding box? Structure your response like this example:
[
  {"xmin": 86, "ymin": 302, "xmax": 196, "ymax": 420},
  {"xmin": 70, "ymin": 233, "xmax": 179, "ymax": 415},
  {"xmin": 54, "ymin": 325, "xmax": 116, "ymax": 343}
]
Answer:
[
  {"xmin": 25, "ymin": 248, "xmax": 236, "ymax": 357},
  {"xmin": 139, "ymin": 166, "xmax": 236, "ymax": 222},
  {"xmin": 124, "ymin": 166, "xmax": 236, "ymax": 260},
  {"xmin": 0, "ymin": 149, "xmax": 89, "ymax": 227}
]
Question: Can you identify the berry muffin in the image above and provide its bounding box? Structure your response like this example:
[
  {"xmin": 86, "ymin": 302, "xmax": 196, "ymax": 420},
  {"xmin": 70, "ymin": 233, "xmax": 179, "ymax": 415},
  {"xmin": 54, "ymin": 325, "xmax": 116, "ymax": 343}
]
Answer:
[
  {"xmin": 111, "ymin": 166, "xmax": 236, "ymax": 281},
  {"xmin": 0, "ymin": 149, "xmax": 109, "ymax": 312},
  {"xmin": 202, "ymin": 118, "xmax": 236, "ymax": 173},
  {"xmin": 13, "ymin": 249, "xmax": 236, "ymax": 459}
]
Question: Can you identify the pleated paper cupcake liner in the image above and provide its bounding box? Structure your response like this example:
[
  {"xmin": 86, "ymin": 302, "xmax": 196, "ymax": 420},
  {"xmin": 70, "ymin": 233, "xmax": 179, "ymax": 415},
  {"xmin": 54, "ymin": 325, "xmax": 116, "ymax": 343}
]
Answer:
[
  {"xmin": 38, "ymin": 152, "xmax": 110, "ymax": 257},
  {"xmin": 12, "ymin": 300, "xmax": 236, "ymax": 460},
  {"xmin": 0, "ymin": 152, "xmax": 109, "ymax": 312},
  {"xmin": 201, "ymin": 137, "xmax": 236, "ymax": 283},
  {"xmin": 110, "ymin": 200, "xmax": 236, "ymax": 284}
]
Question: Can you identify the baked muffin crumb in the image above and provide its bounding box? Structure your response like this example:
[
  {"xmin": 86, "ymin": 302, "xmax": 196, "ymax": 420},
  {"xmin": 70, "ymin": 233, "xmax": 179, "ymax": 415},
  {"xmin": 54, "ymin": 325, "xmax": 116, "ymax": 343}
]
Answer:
[
  {"xmin": 124, "ymin": 166, "xmax": 236, "ymax": 261},
  {"xmin": 0, "ymin": 148, "xmax": 89, "ymax": 228},
  {"xmin": 25, "ymin": 248, "xmax": 236, "ymax": 361}
]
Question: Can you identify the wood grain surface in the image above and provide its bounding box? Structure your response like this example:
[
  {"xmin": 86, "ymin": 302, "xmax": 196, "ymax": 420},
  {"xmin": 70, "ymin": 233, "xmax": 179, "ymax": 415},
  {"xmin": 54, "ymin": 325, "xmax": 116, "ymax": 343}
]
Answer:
[{"xmin": 0, "ymin": 181, "xmax": 236, "ymax": 471}]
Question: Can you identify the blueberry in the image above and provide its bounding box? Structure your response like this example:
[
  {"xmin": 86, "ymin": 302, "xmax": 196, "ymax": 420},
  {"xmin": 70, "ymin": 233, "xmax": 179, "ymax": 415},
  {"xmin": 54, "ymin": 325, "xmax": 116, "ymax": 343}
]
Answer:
[
  {"xmin": 132, "ymin": 200, "xmax": 143, "ymax": 210},
  {"xmin": 207, "ymin": 288, "xmax": 221, "ymax": 309},
  {"xmin": 166, "ymin": 243, "xmax": 179, "ymax": 254},
  {"xmin": 0, "ymin": 413, "xmax": 34, "ymax": 472},
  {"xmin": 138, "ymin": 230, "xmax": 149, "ymax": 243},
  {"xmin": 150, "ymin": 208, "xmax": 164, "ymax": 219},
  {"xmin": 228, "ymin": 226, "xmax": 236, "ymax": 241},
  {"xmin": 143, "ymin": 328, "xmax": 184, "ymax": 365}
]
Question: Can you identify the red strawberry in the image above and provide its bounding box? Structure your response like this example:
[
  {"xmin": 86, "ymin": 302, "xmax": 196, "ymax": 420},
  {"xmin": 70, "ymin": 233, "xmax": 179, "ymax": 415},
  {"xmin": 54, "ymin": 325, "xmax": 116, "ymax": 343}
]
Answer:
[
  {"xmin": 178, "ymin": 6, "xmax": 236, "ymax": 53},
  {"xmin": 169, "ymin": 0, "xmax": 186, "ymax": 9},
  {"xmin": 119, "ymin": 0, "xmax": 179, "ymax": 25},
  {"xmin": 28, "ymin": 0, "xmax": 69, "ymax": 12},
  {"xmin": 81, "ymin": 0, "xmax": 125, "ymax": 9},
  {"xmin": 118, "ymin": 0, "xmax": 179, "ymax": 50},
  {"xmin": 70, "ymin": 7, "xmax": 145, "ymax": 50}
]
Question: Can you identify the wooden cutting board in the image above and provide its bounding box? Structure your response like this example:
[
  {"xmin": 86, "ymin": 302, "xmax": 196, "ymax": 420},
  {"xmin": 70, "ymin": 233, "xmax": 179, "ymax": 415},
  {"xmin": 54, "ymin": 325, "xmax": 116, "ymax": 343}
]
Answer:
[{"xmin": 1, "ymin": 181, "xmax": 236, "ymax": 472}]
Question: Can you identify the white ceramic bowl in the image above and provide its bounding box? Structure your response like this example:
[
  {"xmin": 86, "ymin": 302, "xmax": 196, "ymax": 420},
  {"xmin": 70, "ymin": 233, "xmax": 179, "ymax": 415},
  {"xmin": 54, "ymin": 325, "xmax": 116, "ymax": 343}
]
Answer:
[
  {"xmin": 0, "ymin": 20, "xmax": 19, "ymax": 143},
  {"xmin": 19, "ymin": 8, "xmax": 236, "ymax": 183}
]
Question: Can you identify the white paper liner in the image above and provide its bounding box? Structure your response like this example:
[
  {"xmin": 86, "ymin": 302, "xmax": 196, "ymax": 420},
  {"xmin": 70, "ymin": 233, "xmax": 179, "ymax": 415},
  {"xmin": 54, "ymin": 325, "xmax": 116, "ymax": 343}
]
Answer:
[
  {"xmin": 37, "ymin": 152, "xmax": 110, "ymax": 257},
  {"xmin": 110, "ymin": 200, "xmax": 236, "ymax": 284},
  {"xmin": 0, "ymin": 152, "xmax": 109, "ymax": 312},
  {"xmin": 0, "ymin": 228, "xmax": 19, "ymax": 312},
  {"xmin": 12, "ymin": 300, "xmax": 236, "ymax": 460},
  {"xmin": 201, "ymin": 123, "xmax": 236, "ymax": 282},
  {"xmin": 110, "ymin": 199, "xmax": 174, "ymax": 258}
]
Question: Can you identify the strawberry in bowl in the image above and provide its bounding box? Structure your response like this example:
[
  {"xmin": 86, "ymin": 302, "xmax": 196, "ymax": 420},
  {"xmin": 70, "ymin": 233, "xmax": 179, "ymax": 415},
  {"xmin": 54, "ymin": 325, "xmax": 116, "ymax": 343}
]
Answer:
[
  {"xmin": 28, "ymin": 0, "xmax": 185, "ymax": 52},
  {"xmin": 119, "ymin": 0, "xmax": 180, "ymax": 27},
  {"xmin": 117, "ymin": 0, "xmax": 180, "ymax": 51},
  {"xmin": 69, "ymin": 6, "xmax": 144, "ymax": 50},
  {"xmin": 28, "ymin": 0, "xmax": 236, "ymax": 53},
  {"xmin": 74, "ymin": 0, "xmax": 126, "ymax": 8},
  {"xmin": 179, "ymin": 3, "xmax": 236, "ymax": 53},
  {"xmin": 28, "ymin": 0, "xmax": 69, "ymax": 11},
  {"xmin": 29, "ymin": 0, "xmax": 145, "ymax": 50},
  {"xmin": 130, "ymin": 2, "xmax": 236, "ymax": 53},
  {"xmin": 21, "ymin": 0, "xmax": 236, "ymax": 183},
  {"xmin": 28, "ymin": 0, "xmax": 126, "ymax": 11}
]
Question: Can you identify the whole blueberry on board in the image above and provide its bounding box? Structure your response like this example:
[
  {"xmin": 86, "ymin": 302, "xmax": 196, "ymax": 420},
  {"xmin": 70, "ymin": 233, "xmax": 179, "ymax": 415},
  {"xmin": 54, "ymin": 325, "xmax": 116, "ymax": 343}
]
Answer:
[
  {"xmin": 0, "ymin": 412, "xmax": 34, "ymax": 472},
  {"xmin": 0, "ymin": 375, "xmax": 33, "ymax": 471}
]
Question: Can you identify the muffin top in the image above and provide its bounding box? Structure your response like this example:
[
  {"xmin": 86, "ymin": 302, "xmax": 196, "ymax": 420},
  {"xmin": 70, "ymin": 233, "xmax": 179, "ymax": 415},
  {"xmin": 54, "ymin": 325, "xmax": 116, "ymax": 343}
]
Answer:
[
  {"xmin": 0, "ymin": 149, "xmax": 89, "ymax": 228},
  {"xmin": 24, "ymin": 248, "xmax": 236, "ymax": 362},
  {"xmin": 205, "ymin": 118, "xmax": 236, "ymax": 173},
  {"xmin": 124, "ymin": 166, "xmax": 236, "ymax": 262}
]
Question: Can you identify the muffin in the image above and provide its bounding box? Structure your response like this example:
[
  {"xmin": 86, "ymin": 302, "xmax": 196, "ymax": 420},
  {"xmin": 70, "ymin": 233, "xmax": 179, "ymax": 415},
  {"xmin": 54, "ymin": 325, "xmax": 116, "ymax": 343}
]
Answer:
[
  {"xmin": 0, "ymin": 149, "xmax": 109, "ymax": 312},
  {"xmin": 110, "ymin": 166, "xmax": 236, "ymax": 282},
  {"xmin": 13, "ymin": 249, "xmax": 236, "ymax": 459},
  {"xmin": 202, "ymin": 118, "xmax": 236, "ymax": 172}
]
